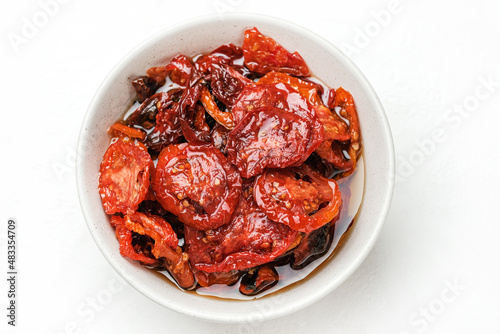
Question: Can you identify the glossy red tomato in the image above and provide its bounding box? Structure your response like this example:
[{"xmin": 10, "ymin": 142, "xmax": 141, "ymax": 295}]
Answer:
[
  {"xmin": 242, "ymin": 27, "xmax": 309, "ymax": 76},
  {"xmin": 98, "ymin": 138, "xmax": 153, "ymax": 215},
  {"xmin": 152, "ymin": 142, "xmax": 241, "ymax": 230},
  {"xmin": 314, "ymin": 87, "xmax": 361, "ymax": 175},
  {"xmin": 226, "ymin": 105, "xmax": 313, "ymax": 178},
  {"xmin": 253, "ymin": 165, "xmax": 342, "ymax": 233},
  {"xmin": 184, "ymin": 185, "xmax": 298, "ymax": 273}
]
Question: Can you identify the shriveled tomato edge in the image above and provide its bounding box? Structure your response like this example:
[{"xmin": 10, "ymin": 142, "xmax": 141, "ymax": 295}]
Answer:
[
  {"xmin": 192, "ymin": 229, "xmax": 298, "ymax": 273},
  {"xmin": 253, "ymin": 168, "xmax": 342, "ymax": 233}
]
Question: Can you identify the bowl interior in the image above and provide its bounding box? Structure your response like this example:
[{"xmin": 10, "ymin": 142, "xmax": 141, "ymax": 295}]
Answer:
[{"xmin": 76, "ymin": 13, "xmax": 394, "ymax": 323}]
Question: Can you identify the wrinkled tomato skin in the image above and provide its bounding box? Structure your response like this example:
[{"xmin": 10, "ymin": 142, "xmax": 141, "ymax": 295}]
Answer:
[
  {"xmin": 113, "ymin": 219, "xmax": 158, "ymax": 266},
  {"xmin": 185, "ymin": 187, "xmax": 298, "ymax": 273},
  {"xmin": 98, "ymin": 138, "xmax": 153, "ymax": 215},
  {"xmin": 195, "ymin": 43, "xmax": 244, "ymax": 75},
  {"xmin": 231, "ymin": 83, "xmax": 324, "ymax": 160},
  {"xmin": 153, "ymin": 142, "xmax": 241, "ymax": 230},
  {"xmin": 226, "ymin": 106, "xmax": 312, "ymax": 178},
  {"xmin": 253, "ymin": 165, "xmax": 342, "ymax": 233},
  {"xmin": 242, "ymin": 27, "xmax": 309, "ymax": 76},
  {"xmin": 210, "ymin": 64, "xmax": 254, "ymax": 107}
]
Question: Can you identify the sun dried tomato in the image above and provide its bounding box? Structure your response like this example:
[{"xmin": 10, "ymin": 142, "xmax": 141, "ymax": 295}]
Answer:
[
  {"xmin": 226, "ymin": 105, "xmax": 313, "ymax": 178},
  {"xmin": 184, "ymin": 186, "xmax": 298, "ymax": 273},
  {"xmin": 195, "ymin": 43, "xmax": 245, "ymax": 75},
  {"xmin": 131, "ymin": 76, "xmax": 162, "ymax": 102},
  {"xmin": 254, "ymin": 165, "xmax": 342, "ymax": 233},
  {"xmin": 258, "ymin": 71, "xmax": 322, "ymax": 106},
  {"xmin": 98, "ymin": 138, "xmax": 153, "ymax": 215},
  {"xmin": 210, "ymin": 63, "xmax": 254, "ymax": 107},
  {"xmin": 239, "ymin": 265, "xmax": 279, "ymax": 296},
  {"xmin": 231, "ymin": 84, "xmax": 324, "ymax": 159},
  {"xmin": 314, "ymin": 88, "xmax": 361, "ymax": 176},
  {"xmin": 200, "ymin": 86, "xmax": 235, "ymax": 130},
  {"xmin": 113, "ymin": 217, "xmax": 158, "ymax": 266},
  {"xmin": 242, "ymin": 27, "xmax": 309, "ymax": 76},
  {"xmin": 147, "ymin": 54, "xmax": 195, "ymax": 87},
  {"xmin": 192, "ymin": 268, "xmax": 242, "ymax": 288},
  {"xmin": 153, "ymin": 142, "xmax": 241, "ymax": 230}
]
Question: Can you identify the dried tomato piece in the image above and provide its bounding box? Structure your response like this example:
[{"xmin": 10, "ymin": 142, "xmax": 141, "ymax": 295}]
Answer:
[
  {"xmin": 113, "ymin": 218, "xmax": 158, "ymax": 266},
  {"xmin": 192, "ymin": 268, "xmax": 242, "ymax": 288},
  {"xmin": 231, "ymin": 83, "xmax": 324, "ymax": 161},
  {"xmin": 152, "ymin": 142, "xmax": 241, "ymax": 230},
  {"xmin": 109, "ymin": 122, "xmax": 146, "ymax": 140},
  {"xmin": 258, "ymin": 71, "xmax": 322, "ymax": 106},
  {"xmin": 257, "ymin": 71, "xmax": 348, "ymax": 142},
  {"xmin": 131, "ymin": 76, "xmax": 161, "ymax": 102},
  {"xmin": 195, "ymin": 43, "xmax": 244, "ymax": 75},
  {"xmin": 291, "ymin": 223, "xmax": 334, "ymax": 270},
  {"xmin": 147, "ymin": 54, "xmax": 195, "ymax": 87},
  {"xmin": 210, "ymin": 63, "xmax": 254, "ymax": 107},
  {"xmin": 200, "ymin": 86, "xmax": 235, "ymax": 130},
  {"xmin": 239, "ymin": 265, "xmax": 279, "ymax": 296},
  {"xmin": 98, "ymin": 138, "xmax": 153, "ymax": 215},
  {"xmin": 210, "ymin": 123, "xmax": 230, "ymax": 153},
  {"xmin": 314, "ymin": 88, "xmax": 361, "ymax": 176},
  {"xmin": 226, "ymin": 106, "xmax": 312, "ymax": 178},
  {"xmin": 254, "ymin": 165, "xmax": 342, "ymax": 233},
  {"xmin": 242, "ymin": 27, "xmax": 309, "ymax": 76},
  {"xmin": 115, "ymin": 212, "xmax": 194, "ymax": 289},
  {"xmin": 184, "ymin": 187, "xmax": 298, "ymax": 273}
]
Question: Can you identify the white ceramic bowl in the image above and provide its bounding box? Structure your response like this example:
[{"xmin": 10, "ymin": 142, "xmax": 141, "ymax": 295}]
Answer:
[{"xmin": 76, "ymin": 13, "xmax": 395, "ymax": 323}]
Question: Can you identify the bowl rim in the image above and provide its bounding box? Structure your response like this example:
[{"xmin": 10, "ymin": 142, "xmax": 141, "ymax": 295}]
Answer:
[{"xmin": 76, "ymin": 12, "xmax": 395, "ymax": 323}]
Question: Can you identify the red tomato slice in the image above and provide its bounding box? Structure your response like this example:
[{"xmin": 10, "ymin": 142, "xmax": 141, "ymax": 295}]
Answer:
[
  {"xmin": 226, "ymin": 105, "xmax": 312, "ymax": 178},
  {"xmin": 184, "ymin": 186, "xmax": 298, "ymax": 273},
  {"xmin": 152, "ymin": 142, "xmax": 241, "ymax": 230},
  {"xmin": 98, "ymin": 138, "xmax": 153, "ymax": 215},
  {"xmin": 253, "ymin": 165, "xmax": 342, "ymax": 233},
  {"xmin": 314, "ymin": 87, "xmax": 361, "ymax": 176},
  {"xmin": 242, "ymin": 27, "xmax": 309, "ymax": 76}
]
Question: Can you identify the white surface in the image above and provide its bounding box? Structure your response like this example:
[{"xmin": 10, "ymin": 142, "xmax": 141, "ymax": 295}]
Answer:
[{"xmin": 1, "ymin": 0, "xmax": 499, "ymax": 333}]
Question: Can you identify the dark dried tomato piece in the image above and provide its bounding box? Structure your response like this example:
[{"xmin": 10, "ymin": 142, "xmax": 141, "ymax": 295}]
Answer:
[
  {"xmin": 131, "ymin": 76, "xmax": 161, "ymax": 102},
  {"xmin": 291, "ymin": 223, "xmax": 334, "ymax": 270},
  {"xmin": 254, "ymin": 165, "xmax": 342, "ymax": 233},
  {"xmin": 242, "ymin": 27, "xmax": 309, "ymax": 76},
  {"xmin": 239, "ymin": 265, "xmax": 279, "ymax": 296},
  {"xmin": 98, "ymin": 138, "xmax": 153, "ymax": 215},
  {"xmin": 152, "ymin": 142, "xmax": 241, "ymax": 230},
  {"xmin": 184, "ymin": 186, "xmax": 298, "ymax": 273},
  {"xmin": 210, "ymin": 63, "xmax": 254, "ymax": 107}
]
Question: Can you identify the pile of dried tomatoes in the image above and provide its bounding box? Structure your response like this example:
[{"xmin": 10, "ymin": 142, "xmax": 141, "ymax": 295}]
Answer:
[{"xmin": 98, "ymin": 27, "xmax": 361, "ymax": 296}]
